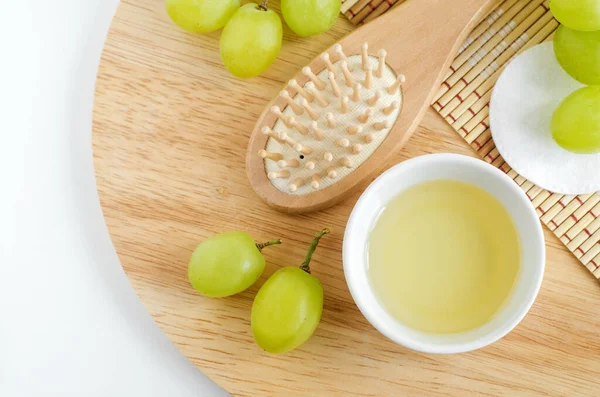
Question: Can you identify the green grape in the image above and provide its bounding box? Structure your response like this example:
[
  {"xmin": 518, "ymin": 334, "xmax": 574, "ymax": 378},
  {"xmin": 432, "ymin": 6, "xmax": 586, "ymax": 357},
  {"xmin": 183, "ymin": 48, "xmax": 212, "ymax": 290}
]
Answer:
[
  {"xmin": 550, "ymin": 0, "xmax": 600, "ymax": 32},
  {"xmin": 554, "ymin": 25, "xmax": 600, "ymax": 85},
  {"xmin": 552, "ymin": 86, "xmax": 600, "ymax": 154},
  {"xmin": 220, "ymin": 3, "xmax": 282, "ymax": 78},
  {"xmin": 251, "ymin": 229, "xmax": 329, "ymax": 354},
  {"xmin": 281, "ymin": 0, "xmax": 341, "ymax": 37},
  {"xmin": 188, "ymin": 231, "xmax": 281, "ymax": 297},
  {"xmin": 166, "ymin": 0, "xmax": 240, "ymax": 33}
]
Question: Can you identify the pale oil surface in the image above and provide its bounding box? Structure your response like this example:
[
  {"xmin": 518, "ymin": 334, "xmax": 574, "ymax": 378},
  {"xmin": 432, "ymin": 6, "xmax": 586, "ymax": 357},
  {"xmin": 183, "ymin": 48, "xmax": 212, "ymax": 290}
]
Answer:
[{"xmin": 367, "ymin": 180, "xmax": 521, "ymax": 334}]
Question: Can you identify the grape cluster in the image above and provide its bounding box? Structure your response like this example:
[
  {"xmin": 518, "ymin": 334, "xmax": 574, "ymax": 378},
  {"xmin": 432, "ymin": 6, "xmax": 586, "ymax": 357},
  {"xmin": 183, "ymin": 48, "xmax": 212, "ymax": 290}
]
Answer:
[
  {"xmin": 188, "ymin": 229, "xmax": 329, "ymax": 353},
  {"xmin": 166, "ymin": 0, "xmax": 341, "ymax": 78}
]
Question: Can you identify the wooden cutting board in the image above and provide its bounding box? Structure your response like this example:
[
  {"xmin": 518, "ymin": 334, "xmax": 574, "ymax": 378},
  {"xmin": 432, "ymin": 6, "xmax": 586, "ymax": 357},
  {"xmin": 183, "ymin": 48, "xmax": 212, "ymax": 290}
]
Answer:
[{"xmin": 92, "ymin": 1, "xmax": 600, "ymax": 395}]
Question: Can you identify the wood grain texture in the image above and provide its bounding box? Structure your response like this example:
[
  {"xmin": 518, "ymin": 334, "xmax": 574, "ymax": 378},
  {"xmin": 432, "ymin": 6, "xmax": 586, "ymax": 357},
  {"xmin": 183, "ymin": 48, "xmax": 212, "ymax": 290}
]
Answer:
[{"xmin": 92, "ymin": 1, "xmax": 600, "ymax": 396}]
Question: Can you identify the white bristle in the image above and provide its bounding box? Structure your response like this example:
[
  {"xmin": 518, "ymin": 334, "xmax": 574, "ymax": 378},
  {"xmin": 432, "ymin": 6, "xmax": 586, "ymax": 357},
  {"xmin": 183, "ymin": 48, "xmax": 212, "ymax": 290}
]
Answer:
[
  {"xmin": 351, "ymin": 83, "xmax": 361, "ymax": 102},
  {"xmin": 358, "ymin": 108, "xmax": 374, "ymax": 124},
  {"xmin": 270, "ymin": 106, "xmax": 293, "ymax": 128},
  {"xmin": 352, "ymin": 144, "xmax": 363, "ymax": 154},
  {"xmin": 309, "ymin": 121, "xmax": 325, "ymax": 141},
  {"xmin": 386, "ymin": 74, "xmax": 406, "ymax": 95},
  {"xmin": 383, "ymin": 100, "xmax": 401, "ymax": 115},
  {"xmin": 347, "ymin": 125, "xmax": 362, "ymax": 135},
  {"xmin": 288, "ymin": 177, "xmax": 305, "ymax": 192},
  {"xmin": 340, "ymin": 157, "xmax": 354, "ymax": 168},
  {"xmin": 309, "ymin": 85, "xmax": 329, "ymax": 107},
  {"xmin": 302, "ymin": 66, "xmax": 326, "ymax": 91},
  {"xmin": 294, "ymin": 143, "xmax": 313, "ymax": 155},
  {"xmin": 335, "ymin": 138, "xmax": 350, "ymax": 148},
  {"xmin": 363, "ymin": 133, "xmax": 376, "ymax": 143},
  {"xmin": 323, "ymin": 152, "xmax": 333, "ymax": 162},
  {"xmin": 326, "ymin": 167, "xmax": 337, "ymax": 179},
  {"xmin": 377, "ymin": 49, "xmax": 387, "ymax": 78},
  {"xmin": 326, "ymin": 112, "xmax": 336, "ymax": 128},
  {"xmin": 279, "ymin": 90, "xmax": 304, "ymax": 115},
  {"xmin": 373, "ymin": 120, "xmax": 391, "ymax": 131},
  {"xmin": 334, "ymin": 44, "xmax": 352, "ymax": 71},
  {"xmin": 261, "ymin": 126, "xmax": 286, "ymax": 143},
  {"xmin": 341, "ymin": 96, "xmax": 349, "ymax": 114},
  {"xmin": 268, "ymin": 170, "xmax": 290, "ymax": 179},
  {"xmin": 258, "ymin": 149, "xmax": 283, "ymax": 161},
  {"xmin": 320, "ymin": 52, "xmax": 336, "ymax": 74},
  {"xmin": 340, "ymin": 61, "xmax": 354, "ymax": 87},
  {"xmin": 277, "ymin": 159, "xmax": 300, "ymax": 168},
  {"xmin": 361, "ymin": 42, "xmax": 369, "ymax": 71},
  {"xmin": 305, "ymin": 158, "xmax": 317, "ymax": 170},
  {"xmin": 311, "ymin": 174, "xmax": 322, "ymax": 189},
  {"xmin": 328, "ymin": 72, "xmax": 342, "ymax": 98},
  {"xmin": 367, "ymin": 90, "xmax": 381, "ymax": 106},
  {"xmin": 301, "ymin": 98, "xmax": 319, "ymax": 121},
  {"xmin": 289, "ymin": 117, "xmax": 309, "ymax": 135},
  {"xmin": 289, "ymin": 79, "xmax": 314, "ymax": 102},
  {"xmin": 364, "ymin": 64, "xmax": 373, "ymax": 89}
]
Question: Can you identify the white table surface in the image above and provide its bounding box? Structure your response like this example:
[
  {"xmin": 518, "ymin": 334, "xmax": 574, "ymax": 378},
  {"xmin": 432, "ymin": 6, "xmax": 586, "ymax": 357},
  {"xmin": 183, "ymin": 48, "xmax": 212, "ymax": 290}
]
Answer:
[{"xmin": 0, "ymin": 1, "xmax": 229, "ymax": 395}]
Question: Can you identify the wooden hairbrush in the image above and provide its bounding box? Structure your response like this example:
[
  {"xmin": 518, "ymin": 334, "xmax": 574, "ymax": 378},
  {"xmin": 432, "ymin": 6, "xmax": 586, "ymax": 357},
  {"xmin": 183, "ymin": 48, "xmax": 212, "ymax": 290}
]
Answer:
[{"xmin": 246, "ymin": 0, "xmax": 497, "ymax": 214}]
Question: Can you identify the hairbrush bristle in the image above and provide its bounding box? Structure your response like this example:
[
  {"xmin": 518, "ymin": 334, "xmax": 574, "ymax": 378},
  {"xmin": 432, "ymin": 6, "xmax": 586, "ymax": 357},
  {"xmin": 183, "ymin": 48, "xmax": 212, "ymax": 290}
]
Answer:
[
  {"xmin": 376, "ymin": 49, "xmax": 387, "ymax": 78},
  {"xmin": 386, "ymin": 75, "xmax": 406, "ymax": 95},
  {"xmin": 383, "ymin": 100, "xmax": 401, "ymax": 115},
  {"xmin": 303, "ymin": 66, "xmax": 326, "ymax": 91},
  {"xmin": 340, "ymin": 61, "xmax": 355, "ymax": 87},
  {"xmin": 361, "ymin": 42, "xmax": 369, "ymax": 71},
  {"xmin": 320, "ymin": 52, "xmax": 335, "ymax": 74},
  {"xmin": 326, "ymin": 112, "xmax": 336, "ymax": 128},
  {"xmin": 258, "ymin": 149, "xmax": 283, "ymax": 161},
  {"xmin": 259, "ymin": 41, "xmax": 404, "ymax": 195},
  {"xmin": 277, "ymin": 159, "xmax": 299, "ymax": 168},
  {"xmin": 280, "ymin": 90, "xmax": 304, "ymax": 115}
]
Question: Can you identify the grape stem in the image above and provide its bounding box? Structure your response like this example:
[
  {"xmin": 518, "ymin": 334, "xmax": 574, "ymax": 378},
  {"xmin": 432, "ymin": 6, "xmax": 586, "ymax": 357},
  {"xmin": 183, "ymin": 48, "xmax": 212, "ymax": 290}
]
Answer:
[
  {"xmin": 256, "ymin": 239, "xmax": 282, "ymax": 251},
  {"xmin": 257, "ymin": 0, "xmax": 268, "ymax": 11},
  {"xmin": 300, "ymin": 228, "xmax": 330, "ymax": 274}
]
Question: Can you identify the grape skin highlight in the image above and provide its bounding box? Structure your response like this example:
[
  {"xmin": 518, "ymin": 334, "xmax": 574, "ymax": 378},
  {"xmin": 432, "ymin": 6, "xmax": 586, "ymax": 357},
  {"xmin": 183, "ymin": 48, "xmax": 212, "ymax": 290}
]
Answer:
[
  {"xmin": 552, "ymin": 86, "xmax": 600, "ymax": 154},
  {"xmin": 550, "ymin": 0, "xmax": 600, "ymax": 32},
  {"xmin": 554, "ymin": 25, "xmax": 600, "ymax": 85},
  {"xmin": 281, "ymin": 0, "xmax": 341, "ymax": 37},
  {"xmin": 251, "ymin": 267, "xmax": 324, "ymax": 354},
  {"xmin": 188, "ymin": 231, "xmax": 276, "ymax": 297},
  {"xmin": 166, "ymin": 0, "xmax": 240, "ymax": 33},
  {"xmin": 220, "ymin": 3, "xmax": 282, "ymax": 78}
]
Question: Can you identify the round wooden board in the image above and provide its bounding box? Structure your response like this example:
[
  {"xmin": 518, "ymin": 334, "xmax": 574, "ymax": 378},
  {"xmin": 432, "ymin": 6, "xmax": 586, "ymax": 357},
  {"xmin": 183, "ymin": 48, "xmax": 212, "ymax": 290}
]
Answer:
[{"xmin": 93, "ymin": 1, "xmax": 600, "ymax": 396}]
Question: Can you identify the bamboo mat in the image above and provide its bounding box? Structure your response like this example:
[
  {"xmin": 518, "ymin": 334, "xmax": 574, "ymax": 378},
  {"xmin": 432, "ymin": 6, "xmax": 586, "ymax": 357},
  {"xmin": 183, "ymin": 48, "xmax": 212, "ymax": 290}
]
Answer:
[{"xmin": 341, "ymin": 0, "xmax": 600, "ymax": 280}]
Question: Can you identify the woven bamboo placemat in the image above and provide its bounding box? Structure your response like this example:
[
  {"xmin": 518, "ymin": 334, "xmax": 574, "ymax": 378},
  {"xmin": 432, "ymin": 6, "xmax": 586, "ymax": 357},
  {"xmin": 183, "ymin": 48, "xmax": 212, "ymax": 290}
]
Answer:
[{"xmin": 341, "ymin": 0, "xmax": 600, "ymax": 280}]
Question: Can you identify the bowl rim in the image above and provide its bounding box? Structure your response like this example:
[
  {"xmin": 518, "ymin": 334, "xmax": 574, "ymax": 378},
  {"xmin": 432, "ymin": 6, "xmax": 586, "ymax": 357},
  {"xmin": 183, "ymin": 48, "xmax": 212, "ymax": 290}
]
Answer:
[{"xmin": 342, "ymin": 153, "xmax": 545, "ymax": 354}]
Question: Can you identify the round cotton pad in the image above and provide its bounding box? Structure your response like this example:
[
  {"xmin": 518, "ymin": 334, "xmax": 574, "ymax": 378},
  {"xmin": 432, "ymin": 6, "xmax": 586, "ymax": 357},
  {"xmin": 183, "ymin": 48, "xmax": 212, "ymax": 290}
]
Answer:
[{"xmin": 490, "ymin": 42, "xmax": 600, "ymax": 195}]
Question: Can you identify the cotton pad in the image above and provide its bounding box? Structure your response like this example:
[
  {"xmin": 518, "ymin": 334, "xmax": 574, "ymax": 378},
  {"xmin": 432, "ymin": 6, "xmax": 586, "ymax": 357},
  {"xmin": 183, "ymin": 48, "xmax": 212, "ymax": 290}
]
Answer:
[{"xmin": 490, "ymin": 42, "xmax": 600, "ymax": 195}]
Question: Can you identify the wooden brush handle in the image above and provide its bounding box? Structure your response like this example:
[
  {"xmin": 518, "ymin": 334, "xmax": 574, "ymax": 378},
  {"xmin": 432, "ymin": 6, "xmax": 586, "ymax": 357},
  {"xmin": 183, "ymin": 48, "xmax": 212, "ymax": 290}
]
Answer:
[
  {"xmin": 346, "ymin": 0, "xmax": 498, "ymax": 148},
  {"xmin": 247, "ymin": 0, "xmax": 498, "ymax": 214}
]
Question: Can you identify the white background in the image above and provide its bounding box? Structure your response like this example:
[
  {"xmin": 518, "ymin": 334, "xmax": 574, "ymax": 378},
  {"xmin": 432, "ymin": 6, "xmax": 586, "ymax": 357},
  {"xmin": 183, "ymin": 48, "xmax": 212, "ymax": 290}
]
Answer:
[{"xmin": 0, "ymin": 1, "xmax": 229, "ymax": 395}]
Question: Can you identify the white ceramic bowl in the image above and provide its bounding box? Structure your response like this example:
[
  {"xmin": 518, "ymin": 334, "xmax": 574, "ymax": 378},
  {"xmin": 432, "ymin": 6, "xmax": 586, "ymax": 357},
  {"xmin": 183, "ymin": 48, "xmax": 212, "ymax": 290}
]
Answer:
[{"xmin": 343, "ymin": 153, "xmax": 545, "ymax": 354}]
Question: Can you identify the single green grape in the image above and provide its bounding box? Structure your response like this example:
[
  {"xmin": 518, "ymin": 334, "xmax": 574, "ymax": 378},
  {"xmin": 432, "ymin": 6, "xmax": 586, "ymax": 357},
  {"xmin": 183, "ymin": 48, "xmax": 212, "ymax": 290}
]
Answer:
[
  {"xmin": 554, "ymin": 25, "xmax": 600, "ymax": 85},
  {"xmin": 281, "ymin": 0, "xmax": 341, "ymax": 37},
  {"xmin": 251, "ymin": 229, "xmax": 329, "ymax": 354},
  {"xmin": 188, "ymin": 231, "xmax": 281, "ymax": 297},
  {"xmin": 166, "ymin": 0, "xmax": 240, "ymax": 33},
  {"xmin": 220, "ymin": 3, "xmax": 282, "ymax": 78},
  {"xmin": 552, "ymin": 86, "xmax": 600, "ymax": 154},
  {"xmin": 550, "ymin": 0, "xmax": 600, "ymax": 32}
]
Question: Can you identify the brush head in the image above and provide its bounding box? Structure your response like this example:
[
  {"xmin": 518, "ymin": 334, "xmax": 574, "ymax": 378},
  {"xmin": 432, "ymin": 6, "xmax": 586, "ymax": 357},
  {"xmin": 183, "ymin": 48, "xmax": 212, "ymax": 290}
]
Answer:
[
  {"xmin": 256, "ymin": 42, "xmax": 404, "ymax": 196},
  {"xmin": 246, "ymin": 0, "xmax": 497, "ymax": 213}
]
